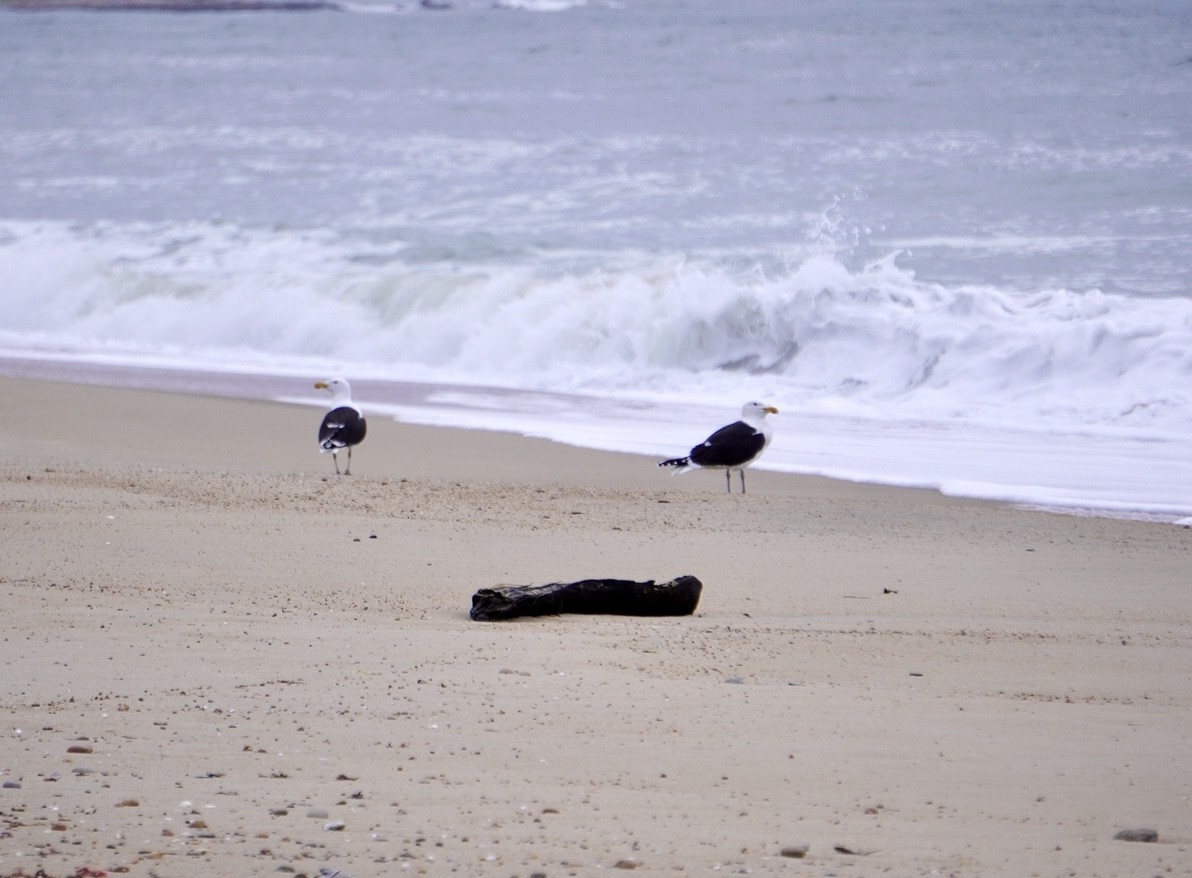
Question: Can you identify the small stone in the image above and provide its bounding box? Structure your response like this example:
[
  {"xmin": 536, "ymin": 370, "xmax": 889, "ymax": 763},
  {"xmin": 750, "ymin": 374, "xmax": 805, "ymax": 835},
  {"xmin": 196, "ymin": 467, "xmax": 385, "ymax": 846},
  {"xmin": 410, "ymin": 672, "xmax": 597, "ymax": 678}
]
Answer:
[
  {"xmin": 67, "ymin": 745, "xmax": 93, "ymax": 754},
  {"xmin": 780, "ymin": 845, "xmax": 809, "ymax": 859},
  {"xmin": 3, "ymin": 781, "xmax": 21, "ymax": 789},
  {"xmin": 613, "ymin": 859, "xmax": 639, "ymax": 869},
  {"xmin": 1114, "ymin": 828, "xmax": 1158, "ymax": 843},
  {"xmin": 115, "ymin": 798, "xmax": 140, "ymax": 808},
  {"xmin": 324, "ymin": 820, "xmax": 346, "ymax": 831}
]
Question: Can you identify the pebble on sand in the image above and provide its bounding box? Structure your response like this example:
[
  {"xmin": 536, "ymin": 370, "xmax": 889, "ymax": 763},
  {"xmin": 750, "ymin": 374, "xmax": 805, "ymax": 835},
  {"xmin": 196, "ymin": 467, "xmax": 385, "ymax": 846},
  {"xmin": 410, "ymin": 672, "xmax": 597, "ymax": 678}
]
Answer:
[{"xmin": 1113, "ymin": 828, "xmax": 1159, "ymax": 843}]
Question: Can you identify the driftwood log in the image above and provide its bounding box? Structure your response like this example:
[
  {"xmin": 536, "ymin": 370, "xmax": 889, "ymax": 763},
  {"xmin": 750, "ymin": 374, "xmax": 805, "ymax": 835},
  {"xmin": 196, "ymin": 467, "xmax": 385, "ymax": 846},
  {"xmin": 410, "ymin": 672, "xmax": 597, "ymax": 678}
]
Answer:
[{"xmin": 470, "ymin": 575, "xmax": 702, "ymax": 621}]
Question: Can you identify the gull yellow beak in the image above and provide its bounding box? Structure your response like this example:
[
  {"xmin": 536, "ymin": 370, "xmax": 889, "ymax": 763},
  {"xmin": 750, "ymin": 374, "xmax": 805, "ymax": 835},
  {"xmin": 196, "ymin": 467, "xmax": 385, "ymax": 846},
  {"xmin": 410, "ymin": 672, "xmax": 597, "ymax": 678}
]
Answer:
[
  {"xmin": 314, "ymin": 381, "xmax": 328, "ymax": 390},
  {"xmin": 765, "ymin": 405, "xmax": 779, "ymax": 414}
]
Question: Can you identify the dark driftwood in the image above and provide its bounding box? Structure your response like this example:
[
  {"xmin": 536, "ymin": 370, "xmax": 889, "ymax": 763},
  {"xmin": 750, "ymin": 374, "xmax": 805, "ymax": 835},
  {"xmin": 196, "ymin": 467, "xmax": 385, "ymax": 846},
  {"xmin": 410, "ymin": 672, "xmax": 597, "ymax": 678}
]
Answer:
[{"xmin": 470, "ymin": 575, "xmax": 702, "ymax": 621}]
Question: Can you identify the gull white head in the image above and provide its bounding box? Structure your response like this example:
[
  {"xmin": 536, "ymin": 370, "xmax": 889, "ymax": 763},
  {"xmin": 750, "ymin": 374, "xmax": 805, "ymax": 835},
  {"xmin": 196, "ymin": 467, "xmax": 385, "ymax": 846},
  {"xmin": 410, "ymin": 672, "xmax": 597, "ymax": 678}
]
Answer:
[
  {"xmin": 314, "ymin": 377, "xmax": 353, "ymax": 406},
  {"xmin": 741, "ymin": 400, "xmax": 779, "ymax": 423},
  {"xmin": 741, "ymin": 401, "xmax": 778, "ymax": 450}
]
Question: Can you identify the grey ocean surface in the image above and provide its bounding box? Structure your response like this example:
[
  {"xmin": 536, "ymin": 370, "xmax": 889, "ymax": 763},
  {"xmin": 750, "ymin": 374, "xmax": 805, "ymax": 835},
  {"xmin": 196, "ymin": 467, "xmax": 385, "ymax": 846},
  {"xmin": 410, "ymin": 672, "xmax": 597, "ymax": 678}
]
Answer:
[{"xmin": 4, "ymin": 0, "xmax": 1190, "ymax": 291}]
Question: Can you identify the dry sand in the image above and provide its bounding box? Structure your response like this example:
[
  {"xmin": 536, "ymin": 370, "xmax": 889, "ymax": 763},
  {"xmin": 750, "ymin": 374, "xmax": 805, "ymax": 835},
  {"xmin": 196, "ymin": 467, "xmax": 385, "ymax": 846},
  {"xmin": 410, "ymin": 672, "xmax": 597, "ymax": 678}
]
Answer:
[{"xmin": 1, "ymin": 375, "xmax": 1189, "ymax": 877}]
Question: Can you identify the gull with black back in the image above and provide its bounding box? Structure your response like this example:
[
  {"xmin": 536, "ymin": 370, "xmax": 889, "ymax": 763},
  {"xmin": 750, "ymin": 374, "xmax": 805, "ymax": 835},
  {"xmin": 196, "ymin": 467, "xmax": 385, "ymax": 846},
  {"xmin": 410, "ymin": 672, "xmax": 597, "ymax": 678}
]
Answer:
[
  {"xmin": 315, "ymin": 377, "xmax": 366, "ymax": 475},
  {"xmin": 659, "ymin": 401, "xmax": 778, "ymax": 493}
]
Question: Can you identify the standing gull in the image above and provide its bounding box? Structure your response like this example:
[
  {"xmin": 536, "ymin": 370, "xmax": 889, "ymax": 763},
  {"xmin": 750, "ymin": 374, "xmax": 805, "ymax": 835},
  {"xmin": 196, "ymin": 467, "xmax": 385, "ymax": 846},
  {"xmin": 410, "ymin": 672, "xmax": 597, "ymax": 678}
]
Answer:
[
  {"xmin": 658, "ymin": 401, "xmax": 779, "ymax": 493},
  {"xmin": 315, "ymin": 378, "xmax": 367, "ymax": 475}
]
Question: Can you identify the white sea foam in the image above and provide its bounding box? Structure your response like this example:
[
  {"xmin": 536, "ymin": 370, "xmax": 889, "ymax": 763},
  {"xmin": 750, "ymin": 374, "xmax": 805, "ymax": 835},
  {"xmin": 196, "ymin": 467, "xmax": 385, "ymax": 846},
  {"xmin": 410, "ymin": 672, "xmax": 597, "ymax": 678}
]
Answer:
[{"xmin": 3, "ymin": 219, "xmax": 1190, "ymax": 430}]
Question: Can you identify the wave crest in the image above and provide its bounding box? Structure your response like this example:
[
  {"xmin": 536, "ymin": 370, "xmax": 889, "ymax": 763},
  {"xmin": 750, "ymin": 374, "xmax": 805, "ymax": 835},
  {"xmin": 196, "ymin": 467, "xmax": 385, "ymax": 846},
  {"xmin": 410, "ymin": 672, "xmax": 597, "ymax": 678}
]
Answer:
[{"xmin": 2, "ymin": 219, "xmax": 1190, "ymax": 433}]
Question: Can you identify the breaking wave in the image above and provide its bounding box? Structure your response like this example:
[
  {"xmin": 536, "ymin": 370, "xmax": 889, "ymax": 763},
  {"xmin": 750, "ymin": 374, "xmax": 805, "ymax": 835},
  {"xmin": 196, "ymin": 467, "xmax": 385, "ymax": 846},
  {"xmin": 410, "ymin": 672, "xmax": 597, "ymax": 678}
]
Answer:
[{"xmin": 3, "ymin": 218, "xmax": 1191, "ymax": 435}]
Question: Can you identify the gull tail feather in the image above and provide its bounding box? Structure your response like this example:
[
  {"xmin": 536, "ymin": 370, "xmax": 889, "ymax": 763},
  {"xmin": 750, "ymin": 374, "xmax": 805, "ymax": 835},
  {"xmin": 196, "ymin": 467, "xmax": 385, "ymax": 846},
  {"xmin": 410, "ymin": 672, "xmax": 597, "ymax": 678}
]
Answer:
[{"xmin": 658, "ymin": 456, "xmax": 693, "ymax": 475}]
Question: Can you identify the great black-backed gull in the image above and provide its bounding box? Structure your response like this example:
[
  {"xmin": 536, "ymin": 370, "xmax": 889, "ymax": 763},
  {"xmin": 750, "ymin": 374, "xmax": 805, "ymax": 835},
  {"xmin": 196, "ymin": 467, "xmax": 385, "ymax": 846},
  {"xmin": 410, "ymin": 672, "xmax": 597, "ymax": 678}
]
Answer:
[
  {"xmin": 315, "ymin": 378, "xmax": 367, "ymax": 475},
  {"xmin": 658, "ymin": 401, "xmax": 778, "ymax": 493}
]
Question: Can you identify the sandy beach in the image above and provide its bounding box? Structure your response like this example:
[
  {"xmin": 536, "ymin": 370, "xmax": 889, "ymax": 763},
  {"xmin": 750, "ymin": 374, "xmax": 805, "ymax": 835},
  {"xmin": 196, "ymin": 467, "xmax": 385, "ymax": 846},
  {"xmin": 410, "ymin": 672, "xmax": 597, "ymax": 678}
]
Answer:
[{"xmin": 1, "ymin": 375, "xmax": 1189, "ymax": 877}]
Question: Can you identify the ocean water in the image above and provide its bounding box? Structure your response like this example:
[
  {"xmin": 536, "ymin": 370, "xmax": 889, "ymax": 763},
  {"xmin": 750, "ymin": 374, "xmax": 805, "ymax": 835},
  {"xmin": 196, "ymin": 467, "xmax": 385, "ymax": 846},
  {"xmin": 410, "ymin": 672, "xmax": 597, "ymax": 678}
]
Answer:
[{"xmin": 1, "ymin": 0, "xmax": 1191, "ymax": 519}]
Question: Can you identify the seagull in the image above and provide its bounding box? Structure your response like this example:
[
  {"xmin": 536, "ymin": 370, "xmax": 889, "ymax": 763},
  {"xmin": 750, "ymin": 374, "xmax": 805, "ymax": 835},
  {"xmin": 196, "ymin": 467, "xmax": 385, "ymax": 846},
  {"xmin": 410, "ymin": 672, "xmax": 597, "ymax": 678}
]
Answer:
[
  {"xmin": 658, "ymin": 401, "xmax": 779, "ymax": 493},
  {"xmin": 315, "ymin": 378, "xmax": 367, "ymax": 475}
]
